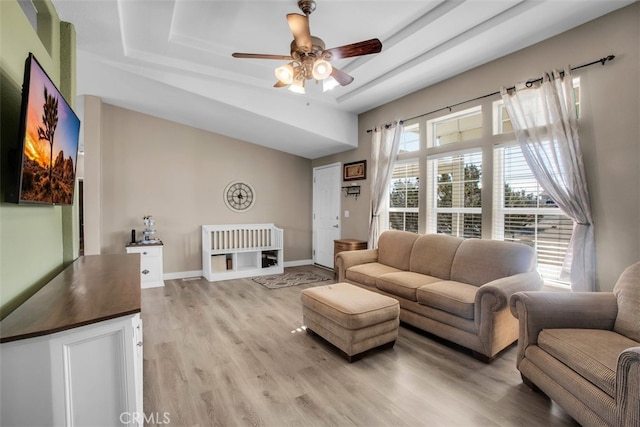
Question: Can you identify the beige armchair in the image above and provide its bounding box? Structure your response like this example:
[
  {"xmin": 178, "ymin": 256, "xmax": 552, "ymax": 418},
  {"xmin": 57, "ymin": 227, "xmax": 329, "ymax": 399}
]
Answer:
[{"xmin": 510, "ymin": 262, "xmax": 640, "ymax": 427}]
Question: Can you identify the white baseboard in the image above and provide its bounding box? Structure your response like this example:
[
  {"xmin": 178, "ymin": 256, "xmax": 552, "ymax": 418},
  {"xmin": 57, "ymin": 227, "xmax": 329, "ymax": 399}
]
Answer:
[
  {"xmin": 284, "ymin": 259, "xmax": 313, "ymax": 267},
  {"xmin": 163, "ymin": 260, "xmax": 314, "ymax": 281},
  {"xmin": 163, "ymin": 270, "xmax": 202, "ymax": 280}
]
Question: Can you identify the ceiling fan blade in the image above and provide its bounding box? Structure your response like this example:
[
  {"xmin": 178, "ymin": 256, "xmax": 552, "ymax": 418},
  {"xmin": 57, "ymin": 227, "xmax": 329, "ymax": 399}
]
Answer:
[
  {"xmin": 274, "ymin": 80, "xmax": 287, "ymax": 88},
  {"xmin": 286, "ymin": 13, "xmax": 312, "ymax": 52},
  {"xmin": 232, "ymin": 53, "xmax": 293, "ymax": 60},
  {"xmin": 330, "ymin": 67, "xmax": 354, "ymax": 86},
  {"xmin": 324, "ymin": 38, "xmax": 382, "ymax": 60}
]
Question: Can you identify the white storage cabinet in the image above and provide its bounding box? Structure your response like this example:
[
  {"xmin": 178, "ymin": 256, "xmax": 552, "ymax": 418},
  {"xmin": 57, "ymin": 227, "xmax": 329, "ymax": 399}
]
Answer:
[
  {"xmin": 0, "ymin": 254, "xmax": 143, "ymax": 426},
  {"xmin": 126, "ymin": 243, "xmax": 164, "ymax": 288},
  {"xmin": 1, "ymin": 314, "xmax": 143, "ymax": 426},
  {"xmin": 202, "ymin": 223, "xmax": 284, "ymax": 281}
]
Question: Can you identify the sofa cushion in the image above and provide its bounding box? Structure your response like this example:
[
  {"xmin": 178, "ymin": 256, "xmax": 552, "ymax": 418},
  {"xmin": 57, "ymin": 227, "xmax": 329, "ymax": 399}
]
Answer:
[
  {"xmin": 416, "ymin": 281, "xmax": 477, "ymax": 320},
  {"xmin": 450, "ymin": 239, "xmax": 536, "ymax": 287},
  {"xmin": 538, "ymin": 328, "xmax": 639, "ymax": 398},
  {"xmin": 346, "ymin": 263, "xmax": 402, "ymax": 288},
  {"xmin": 375, "ymin": 272, "xmax": 442, "ymax": 301},
  {"xmin": 613, "ymin": 261, "xmax": 640, "ymax": 342},
  {"xmin": 377, "ymin": 230, "xmax": 419, "ymax": 271},
  {"xmin": 409, "ymin": 234, "xmax": 463, "ymax": 280}
]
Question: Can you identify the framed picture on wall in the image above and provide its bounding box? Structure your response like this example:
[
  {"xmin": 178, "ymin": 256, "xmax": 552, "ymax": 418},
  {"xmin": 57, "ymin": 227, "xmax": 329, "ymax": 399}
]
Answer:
[{"xmin": 343, "ymin": 160, "xmax": 367, "ymax": 181}]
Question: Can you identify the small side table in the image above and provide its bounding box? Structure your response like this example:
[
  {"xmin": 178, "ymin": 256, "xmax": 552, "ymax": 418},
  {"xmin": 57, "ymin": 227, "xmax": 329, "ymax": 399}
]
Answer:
[
  {"xmin": 126, "ymin": 242, "xmax": 164, "ymax": 288},
  {"xmin": 334, "ymin": 239, "xmax": 368, "ymax": 275}
]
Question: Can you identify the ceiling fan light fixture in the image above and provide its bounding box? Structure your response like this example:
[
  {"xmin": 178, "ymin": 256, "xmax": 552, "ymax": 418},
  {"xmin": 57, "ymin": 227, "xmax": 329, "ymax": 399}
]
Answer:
[
  {"xmin": 289, "ymin": 78, "xmax": 306, "ymax": 94},
  {"xmin": 232, "ymin": 1, "xmax": 383, "ymax": 94},
  {"xmin": 275, "ymin": 63, "xmax": 295, "ymax": 84},
  {"xmin": 312, "ymin": 59, "xmax": 332, "ymax": 80}
]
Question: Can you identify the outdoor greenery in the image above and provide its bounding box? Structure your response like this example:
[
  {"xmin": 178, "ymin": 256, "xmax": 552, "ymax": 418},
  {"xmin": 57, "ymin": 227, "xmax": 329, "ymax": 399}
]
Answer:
[{"xmin": 436, "ymin": 164, "xmax": 482, "ymax": 237}]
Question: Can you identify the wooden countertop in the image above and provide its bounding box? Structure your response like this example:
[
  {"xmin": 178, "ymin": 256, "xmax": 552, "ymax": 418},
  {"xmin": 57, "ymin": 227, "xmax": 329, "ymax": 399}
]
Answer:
[{"xmin": 0, "ymin": 254, "xmax": 141, "ymax": 343}]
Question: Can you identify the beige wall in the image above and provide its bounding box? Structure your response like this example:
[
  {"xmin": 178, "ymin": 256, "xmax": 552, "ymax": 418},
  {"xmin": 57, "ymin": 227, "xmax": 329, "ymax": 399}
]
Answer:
[
  {"xmin": 87, "ymin": 101, "xmax": 313, "ymax": 274},
  {"xmin": 313, "ymin": 3, "xmax": 640, "ymax": 292}
]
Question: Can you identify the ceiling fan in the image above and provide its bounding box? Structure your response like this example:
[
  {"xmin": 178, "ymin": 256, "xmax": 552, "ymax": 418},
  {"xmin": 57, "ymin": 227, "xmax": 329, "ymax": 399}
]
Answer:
[{"xmin": 232, "ymin": 0, "xmax": 382, "ymax": 94}]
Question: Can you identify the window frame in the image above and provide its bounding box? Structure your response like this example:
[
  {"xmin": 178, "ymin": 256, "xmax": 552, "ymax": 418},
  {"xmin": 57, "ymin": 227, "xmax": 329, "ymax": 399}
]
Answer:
[
  {"xmin": 388, "ymin": 159, "xmax": 420, "ymax": 233},
  {"xmin": 426, "ymin": 149, "xmax": 483, "ymax": 238}
]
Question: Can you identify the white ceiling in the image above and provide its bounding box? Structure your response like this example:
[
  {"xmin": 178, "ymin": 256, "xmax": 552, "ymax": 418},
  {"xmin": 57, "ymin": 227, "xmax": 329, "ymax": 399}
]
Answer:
[{"xmin": 52, "ymin": 0, "xmax": 633, "ymax": 159}]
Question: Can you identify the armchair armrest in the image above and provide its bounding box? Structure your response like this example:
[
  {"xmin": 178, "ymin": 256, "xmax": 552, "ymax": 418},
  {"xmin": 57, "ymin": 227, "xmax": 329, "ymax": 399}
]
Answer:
[
  {"xmin": 617, "ymin": 347, "xmax": 640, "ymax": 427},
  {"xmin": 509, "ymin": 291, "xmax": 618, "ymax": 366},
  {"xmin": 335, "ymin": 249, "xmax": 378, "ymax": 282}
]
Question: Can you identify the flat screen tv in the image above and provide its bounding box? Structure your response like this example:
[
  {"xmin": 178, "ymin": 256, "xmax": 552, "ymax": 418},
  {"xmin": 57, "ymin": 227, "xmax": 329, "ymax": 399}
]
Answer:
[{"xmin": 9, "ymin": 53, "xmax": 81, "ymax": 205}]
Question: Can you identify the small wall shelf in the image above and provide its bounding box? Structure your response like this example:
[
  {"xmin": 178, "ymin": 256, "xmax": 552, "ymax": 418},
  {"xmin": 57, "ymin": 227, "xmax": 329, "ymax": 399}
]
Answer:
[{"xmin": 342, "ymin": 185, "xmax": 361, "ymax": 199}]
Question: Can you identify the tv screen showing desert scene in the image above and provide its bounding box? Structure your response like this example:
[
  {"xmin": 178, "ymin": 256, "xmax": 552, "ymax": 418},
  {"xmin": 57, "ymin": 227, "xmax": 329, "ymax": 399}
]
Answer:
[{"xmin": 20, "ymin": 55, "xmax": 80, "ymax": 205}]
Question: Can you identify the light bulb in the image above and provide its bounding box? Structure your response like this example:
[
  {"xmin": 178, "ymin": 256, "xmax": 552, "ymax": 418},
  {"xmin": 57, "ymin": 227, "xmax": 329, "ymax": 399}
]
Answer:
[
  {"xmin": 312, "ymin": 59, "xmax": 333, "ymax": 80},
  {"xmin": 288, "ymin": 79, "xmax": 306, "ymax": 94},
  {"xmin": 275, "ymin": 63, "xmax": 294, "ymax": 85}
]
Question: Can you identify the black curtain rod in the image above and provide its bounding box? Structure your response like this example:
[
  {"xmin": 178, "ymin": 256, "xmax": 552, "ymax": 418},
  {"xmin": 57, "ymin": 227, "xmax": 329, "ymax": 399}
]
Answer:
[{"xmin": 366, "ymin": 54, "xmax": 615, "ymax": 133}]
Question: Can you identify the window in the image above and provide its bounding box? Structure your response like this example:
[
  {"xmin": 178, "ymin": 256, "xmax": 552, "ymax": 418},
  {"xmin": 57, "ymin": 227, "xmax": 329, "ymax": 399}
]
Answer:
[
  {"xmin": 426, "ymin": 107, "xmax": 483, "ymax": 239},
  {"xmin": 490, "ymin": 80, "xmax": 580, "ymax": 285},
  {"xmin": 389, "ymin": 160, "xmax": 419, "ymax": 233},
  {"xmin": 428, "ymin": 106, "xmax": 482, "ymax": 147},
  {"xmin": 398, "ymin": 122, "xmax": 420, "ymax": 153},
  {"xmin": 493, "ymin": 144, "xmax": 572, "ymax": 284},
  {"xmin": 493, "ymin": 77, "xmax": 581, "ymax": 135},
  {"xmin": 384, "ymin": 82, "xmax": 581, "ymax": 286},
  {"xmin": 427, "ymin": 151, "xmax": 482, "ymax": 238}
]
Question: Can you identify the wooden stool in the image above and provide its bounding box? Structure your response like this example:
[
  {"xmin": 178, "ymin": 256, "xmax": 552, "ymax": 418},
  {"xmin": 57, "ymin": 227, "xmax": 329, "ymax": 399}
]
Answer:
[{"xmin": 301, "ymin": 283, "xmax": 399, "ymax": 362}]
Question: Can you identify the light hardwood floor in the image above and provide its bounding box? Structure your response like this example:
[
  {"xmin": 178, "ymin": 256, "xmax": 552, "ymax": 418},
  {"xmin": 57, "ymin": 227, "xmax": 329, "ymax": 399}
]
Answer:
[{"xmin": 142, "ymin": 266, "xmax": 578, "ymax": 427}]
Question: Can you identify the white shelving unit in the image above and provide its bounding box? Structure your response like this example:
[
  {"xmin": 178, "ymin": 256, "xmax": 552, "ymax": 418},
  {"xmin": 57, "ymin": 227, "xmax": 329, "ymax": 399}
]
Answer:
[{"xmin": 202, "ymin": 223, "xmax": 284, "ymax": 282}]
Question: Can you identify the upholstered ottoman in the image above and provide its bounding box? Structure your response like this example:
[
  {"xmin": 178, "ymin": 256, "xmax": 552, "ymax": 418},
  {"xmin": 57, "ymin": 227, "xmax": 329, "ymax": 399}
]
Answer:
[{"xmin": 300, "ymin": 282, "xmax": 400, "ymax": 362}]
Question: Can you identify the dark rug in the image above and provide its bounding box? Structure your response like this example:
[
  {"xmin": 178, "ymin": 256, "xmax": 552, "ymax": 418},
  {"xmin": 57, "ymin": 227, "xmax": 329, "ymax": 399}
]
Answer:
[{"xmin": 252, "ymin": 271, "xmax": 332, "ymax": 289}]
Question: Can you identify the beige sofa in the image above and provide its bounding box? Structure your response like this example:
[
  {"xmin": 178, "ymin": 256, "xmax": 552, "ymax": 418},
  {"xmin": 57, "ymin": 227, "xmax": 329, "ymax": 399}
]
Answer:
[
  {"xmin": 335, "ymin": 230, "xmax": 543, "ymax": 361},
  {"xmin": 510, "ymin": 262, "xmax": 640, "ymax": 427}
]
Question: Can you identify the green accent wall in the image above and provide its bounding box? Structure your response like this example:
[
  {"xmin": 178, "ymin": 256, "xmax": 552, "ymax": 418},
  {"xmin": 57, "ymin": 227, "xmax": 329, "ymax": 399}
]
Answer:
[{"xmin": 0, "ymin": 0, "xmax": 78, "ymax": 319}]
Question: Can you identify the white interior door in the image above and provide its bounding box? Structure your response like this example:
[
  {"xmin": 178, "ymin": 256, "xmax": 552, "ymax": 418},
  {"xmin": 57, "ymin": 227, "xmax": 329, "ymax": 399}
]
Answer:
[{"xmin": 313, "ymin": 163, "xmax": 341, "ymax": 268}]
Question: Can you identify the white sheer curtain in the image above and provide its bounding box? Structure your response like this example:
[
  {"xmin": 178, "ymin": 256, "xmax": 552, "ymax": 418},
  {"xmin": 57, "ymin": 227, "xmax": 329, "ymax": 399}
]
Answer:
[
  {"xmin": 368, "ymin": 121, "xmax": 403, "ymax": 248},
  {"xmin": 501, "ymin": 68, "xmax": 595, "ymax": 291}
]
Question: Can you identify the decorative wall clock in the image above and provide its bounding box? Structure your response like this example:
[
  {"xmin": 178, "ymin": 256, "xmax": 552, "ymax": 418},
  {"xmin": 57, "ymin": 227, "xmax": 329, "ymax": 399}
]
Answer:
[{"xmin": 224, "ymin": 181, "xmax": 255, "ymax": 212}]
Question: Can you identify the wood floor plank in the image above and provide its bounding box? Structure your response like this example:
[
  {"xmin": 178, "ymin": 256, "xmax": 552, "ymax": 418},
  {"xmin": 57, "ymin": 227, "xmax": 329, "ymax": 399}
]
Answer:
[{"xmin": 141, "ymin": 267, "xmax": 579, "ymax": 427}]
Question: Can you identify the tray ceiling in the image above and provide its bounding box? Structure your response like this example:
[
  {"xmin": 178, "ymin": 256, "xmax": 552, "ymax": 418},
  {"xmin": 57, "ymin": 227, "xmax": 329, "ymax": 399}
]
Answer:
[{"xmin": 52, "ymin": 0, "xmax": 633, "ymax": 159}]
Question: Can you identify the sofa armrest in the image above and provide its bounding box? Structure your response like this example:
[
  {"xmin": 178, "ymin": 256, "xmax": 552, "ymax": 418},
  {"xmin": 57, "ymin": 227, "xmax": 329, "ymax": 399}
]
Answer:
[
  {"xmin": 509, "ymin": 291, "xmax": 618, "ymax": 366},
  {"xmin": 475, "ymin": 271, "xmax": 543, "ymax": 314},
  {"xmin": 616, "ymin": 346, "xmax": 640, "ymax": 427},
  {"xmin": 335, "ymin": 249, "xmax": 378, "ymax": 282}
]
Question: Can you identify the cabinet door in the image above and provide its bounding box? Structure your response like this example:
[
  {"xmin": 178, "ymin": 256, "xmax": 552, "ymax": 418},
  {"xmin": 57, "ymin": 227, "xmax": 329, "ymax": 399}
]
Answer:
[
  {"xmin": 126, "ymin": 246, "xmax": 164, "ymax": 288},
  {"xmin": 49, "ymin": 315, "xmax": 142, "ymax": 426},
  {"xmin": 140, "ymin": 257, "xmax": 163, "ymax": 287}
]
